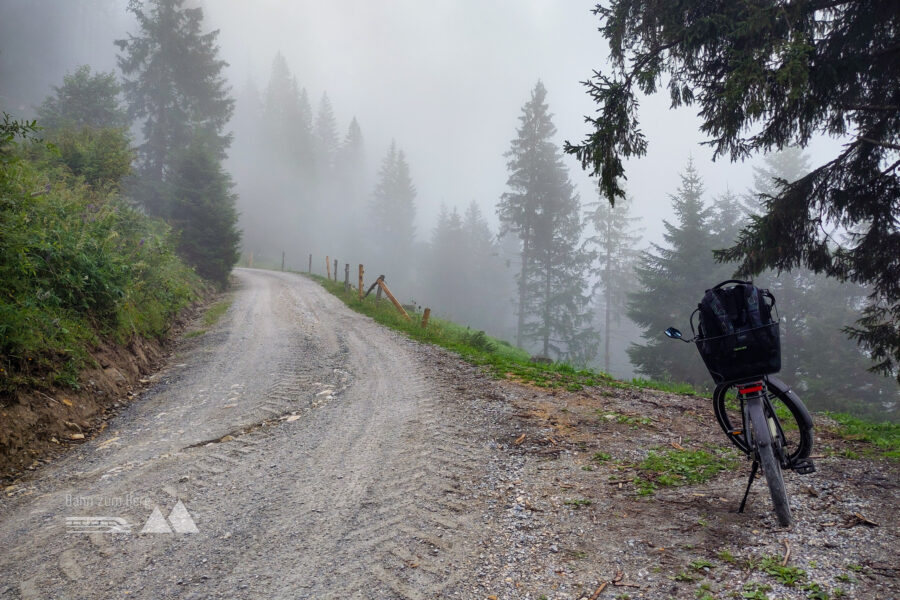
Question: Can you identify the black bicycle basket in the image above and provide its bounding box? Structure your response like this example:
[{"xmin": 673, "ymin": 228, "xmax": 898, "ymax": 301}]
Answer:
[{"xmin": 693, "ymin": 280, "xmax": 781, "ymax": 384}]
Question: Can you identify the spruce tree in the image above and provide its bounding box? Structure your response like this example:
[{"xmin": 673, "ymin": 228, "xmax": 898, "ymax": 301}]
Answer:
[
  {"xmin": 369, "ymin": 141, "xmax": 416, "ymax": 283},
  {"xmin": 567, "ymin": 1, "xmax": 900, "ymax": 381},
  {"xmin": 627, "ymin": 161, "xmax": 731, "ymax": 386},
  {"xmin": 498, "ymin": 81, "xmax": 595, "ymax": 363},
  {"xmin": 585, "ymin": 191, "xmax": 641, "ymax": 373},
  {"xmin": 335, "ymin": 117, "xmax": 367, "ymax": 256},
  {"xmin": 168, "ymin": 134, "xmax": 241, "ymax": 287},
  {"xmin": 428, "ymin": 205, "xmax": 466, "ymax": 320},
  {"xmin": 116, "ymin": 0, "xmax": 233, "ymax": 217},
  {"xmin": 314, "ymin": 93, "xmax": 339, "ymax": 178}
]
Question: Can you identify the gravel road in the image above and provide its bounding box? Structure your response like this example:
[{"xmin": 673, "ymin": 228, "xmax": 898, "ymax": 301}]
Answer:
[
  {"xmin": 3, "ymin": 268, "xmax": 898, "ymax": 600},
  {"xmin": 0, "ymin": 268, "xmax": 499, "ymax": 599}
]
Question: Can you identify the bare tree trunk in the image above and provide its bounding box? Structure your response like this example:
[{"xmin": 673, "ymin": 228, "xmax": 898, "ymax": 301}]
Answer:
[
  {"xmin": 542, "ymin": 255, "xmax": 550, "ymax": 357},
  {"xmin": 604, "ymin": 218, "xmax": 612, "ymax": 373},
  {"xmin": 516, "ymin": 236, "xmax": 529, "ymax": 348}
]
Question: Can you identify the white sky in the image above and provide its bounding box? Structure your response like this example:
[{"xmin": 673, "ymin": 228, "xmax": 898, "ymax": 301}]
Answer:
[{"xmin": 203, "ymin": 1, "xmax": 845, "ymax": 246}]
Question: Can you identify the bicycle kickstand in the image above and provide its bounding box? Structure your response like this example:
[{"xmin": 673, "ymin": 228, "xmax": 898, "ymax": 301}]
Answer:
[{"xmin": 738, "ymin": 460, "xmax": 759, "ymax": 514}]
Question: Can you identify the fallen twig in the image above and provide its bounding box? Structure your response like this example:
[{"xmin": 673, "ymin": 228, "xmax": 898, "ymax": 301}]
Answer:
[
  {"xmin": 588, "ymin": 581, "xmax": 607, "ymax": 600},
  {"xmin": 514, "ymin": 433, "xmax": 526, "ymax": 445},
  {"xmin": 781, "ymin": 540, "xmax": 791, "ymax": 567}
]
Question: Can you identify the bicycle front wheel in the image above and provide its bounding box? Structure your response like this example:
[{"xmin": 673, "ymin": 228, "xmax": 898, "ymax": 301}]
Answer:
[{"xmin": 748, "ymin": 398, "xmax": 792, "ymax": 527}]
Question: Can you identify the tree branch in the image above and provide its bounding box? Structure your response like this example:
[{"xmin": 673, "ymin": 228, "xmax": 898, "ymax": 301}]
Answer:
[{"xmin": 859, "ymin": 137, "xmax": 900, "ymax": 151}]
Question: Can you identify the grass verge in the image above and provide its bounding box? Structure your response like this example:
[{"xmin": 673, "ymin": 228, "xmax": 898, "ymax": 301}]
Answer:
[{"xmin": 308, "ymin": 273, "xmax": 899, "ymax": 458}]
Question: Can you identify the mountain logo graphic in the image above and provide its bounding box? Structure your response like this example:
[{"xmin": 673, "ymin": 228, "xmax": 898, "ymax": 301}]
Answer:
[{"xmin": 140, "ymin": 500, "xmax": 199, "ymax": 534}]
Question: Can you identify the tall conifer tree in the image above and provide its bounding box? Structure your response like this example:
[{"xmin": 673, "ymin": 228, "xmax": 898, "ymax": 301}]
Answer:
[
  {"xmin": 116, "ymin": 0, "xmax": 233, "ymax": 217},
  {"xmin": 627, "ymin": 161, "xmax": 730, "ymax": 385},
  {"xmin": 585, "ymin": 191, "xmax": 641, "ymax": 373},
  {"xmin": 498, "ymin": 81, "xmax": 595, "ymax": 363}
]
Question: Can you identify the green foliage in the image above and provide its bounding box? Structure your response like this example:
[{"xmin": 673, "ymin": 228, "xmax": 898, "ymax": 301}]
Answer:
[
  {"xmin": 1, "ymin": 113, "xmax": 44, "ymax": 171},
  {"xmin": 638, "ymin": 448, "xmax": 737, "ymax": 489},
  {"xmin": 0, "ymin": 147, "xmax": 199, "ymax": 391},
  {"xmin": 498, "ymin": 80, "xmax": 596, "ymax": 364},
  {"xmin": 826, "ymin": 412, "xmax": 900, "ymax": 459},
  {"xmin": 740, "ymin": 581, "xmax": 772, "ymax": 600},
  {"xmin": 460, "ymin": 329, "xmax": 495, "ymax": 353},
  {"xmin": 568, "ymin": 0, "xmax": 900, "ymax": 382},
  {"xmin": 45, "ymin": 127, "xmax": 133, "ymax": 190},
  {"xmin": 592, "ymin": 451, "xmax": 612, "ymax": 462},
  {"xmin": 167, "ymin": 135, "xmax": 241, "ymax": 287},
  {"xmin": 36, "ymin": 65, "xmax": 128, "ymax": 131},
  {"xmin": 759, "ymin": 556, "xmax": 806, "ymax": 587}
]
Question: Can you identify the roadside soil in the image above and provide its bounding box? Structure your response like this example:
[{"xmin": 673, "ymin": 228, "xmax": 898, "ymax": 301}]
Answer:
[
  {"xmin": 0, "ymin": 268, "xmax": 896, "ymax": 599},
  {"xmin": 0, "ymin": 294, "xmax": 213, "ymax": 481}
]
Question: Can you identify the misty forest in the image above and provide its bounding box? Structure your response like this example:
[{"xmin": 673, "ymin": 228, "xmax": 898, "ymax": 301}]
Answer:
[{"xmin": 1, "ymin": 0, "xmax": 898, "ymax": 424}]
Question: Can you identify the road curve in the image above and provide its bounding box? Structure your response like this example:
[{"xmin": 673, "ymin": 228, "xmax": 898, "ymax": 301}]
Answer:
[{"xmin": 0, "ymin": 268, "xmax": 493, "ymax": 599}]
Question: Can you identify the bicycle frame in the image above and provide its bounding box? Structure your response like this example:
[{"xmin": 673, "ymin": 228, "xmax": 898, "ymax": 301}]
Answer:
[{"xmin": 730, "ymin": 380, "xmax": 790, "ymax": 468}]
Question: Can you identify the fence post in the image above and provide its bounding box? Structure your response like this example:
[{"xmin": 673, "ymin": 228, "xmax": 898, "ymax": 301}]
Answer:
[
  {"xmin": 308, "ymin": 254, "xmax": 312, "ymax": 273},
  {"xmin": 344, "ymin": 263, "xmax": 350, "ymax": 292},
  {"xmin": 377, "ymin": 279, "xmax": 411, "ymax": 321},
  {"xmin": 326, "ymin": 255, "xmax": 331, "ymax": 279},
  {"xmin": 421, "ymin": 308, "xmax": 431, "ymax": 329},
  {"xmin": 358, "ymin": 264, "xmax": 364, "ymax": 301},
  {"xmin": 281, "ymin": 251, "xmax": 285, "ymax": 271},
  {"xmin": 333, "ymin": 258, "xmax": 338, "ymax": 281}
]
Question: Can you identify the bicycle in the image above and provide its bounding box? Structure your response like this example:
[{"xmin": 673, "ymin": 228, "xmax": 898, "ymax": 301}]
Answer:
[{"xmin": 665, "ymin": 280, "xmax": 815, "ymax": 527}]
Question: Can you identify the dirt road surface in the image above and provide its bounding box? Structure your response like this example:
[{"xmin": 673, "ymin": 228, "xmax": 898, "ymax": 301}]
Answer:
[
  {"xmin": 1, "ymin": 268, "xmax": 897, "ymax": 599},
  {"xmin": 0, "ymin": 269, "xmax": 498, "ymax": 598}
]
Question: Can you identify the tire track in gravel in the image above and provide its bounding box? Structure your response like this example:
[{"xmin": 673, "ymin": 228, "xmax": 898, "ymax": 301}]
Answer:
[{"xmin": 0, "ymin": 268, "xmax": 496, "ymax": 599}]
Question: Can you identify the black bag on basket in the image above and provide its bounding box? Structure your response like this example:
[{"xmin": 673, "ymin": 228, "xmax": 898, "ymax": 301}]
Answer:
[{"xmin": 695, "ymin": 280, "xmax": 780, "ymax": 384}]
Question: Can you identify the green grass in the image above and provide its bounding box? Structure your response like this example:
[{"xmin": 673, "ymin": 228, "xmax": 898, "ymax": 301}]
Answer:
[
  {"xmin": 309, "ymin": 274, "xmax": 900, "ymax": 459},
  {"xmin": 310, "ymin": 274, "xmax": 618, "ymax": 391},
  {"xmin": 564, "ymin": 498, "xmax": 592, "ymax": 508},
  {"xmin": 635, "ymin": 448, "xmax": 738, "ymax": 494},
  {"xmin": 826, "ymin": 412, "xmax": 900, "ymax": 459},
  {"xmin": 202, "ymin": 297, "xmax": 232, "ymax": 327}
]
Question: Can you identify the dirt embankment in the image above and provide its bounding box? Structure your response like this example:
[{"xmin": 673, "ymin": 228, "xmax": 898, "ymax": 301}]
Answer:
[{"xmin": 0, "ymin": 300, "xmax": 210, "ymax": 481}]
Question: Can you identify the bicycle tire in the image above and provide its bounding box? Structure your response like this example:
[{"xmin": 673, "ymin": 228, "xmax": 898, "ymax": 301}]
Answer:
[
  {"xmin": 747, "ymin": 398, "xmax": 792, "ymax": 527},
  {"xmin": 713, "ymin": 376, "xmax": 813, "ymax": 464}
]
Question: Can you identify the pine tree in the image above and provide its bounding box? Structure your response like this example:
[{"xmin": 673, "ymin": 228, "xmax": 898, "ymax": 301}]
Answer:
[
  {"xmin": 369, "ymin": 141, "xmax": 416, "ymax": 283},
  {"xmin": 314, "ymin": 93, "xmax": 339, "ymax": 178},
  {"xmin": 585, "ymin": 191, "xmax": 641, "ymax": 373},
  {"xmin": 116, "ymin": 0, "xmax": 233, "ymax": 217},
  {"xmin": 168, "ymin": 134, "xmax": 241, "ymax": 287},
  {"xmin": 427, "ymin": 205, "xmax": 466, "ymax": 320},
  {"xmin": 335, "ymin": 117, "xmax": 367, "ymax": 256},
  {"xmin": 498, "ymin": 81, "xmax": 595, "ymax": 363},
  {"xmin": 627, "ymin": 161, "xmax": 731, "ymax": 386}
]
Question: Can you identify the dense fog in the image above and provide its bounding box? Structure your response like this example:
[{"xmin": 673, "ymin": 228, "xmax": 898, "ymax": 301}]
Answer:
[{"xmin": 1, "ymin": 0, "xmax": 896, "ymax": 419}]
